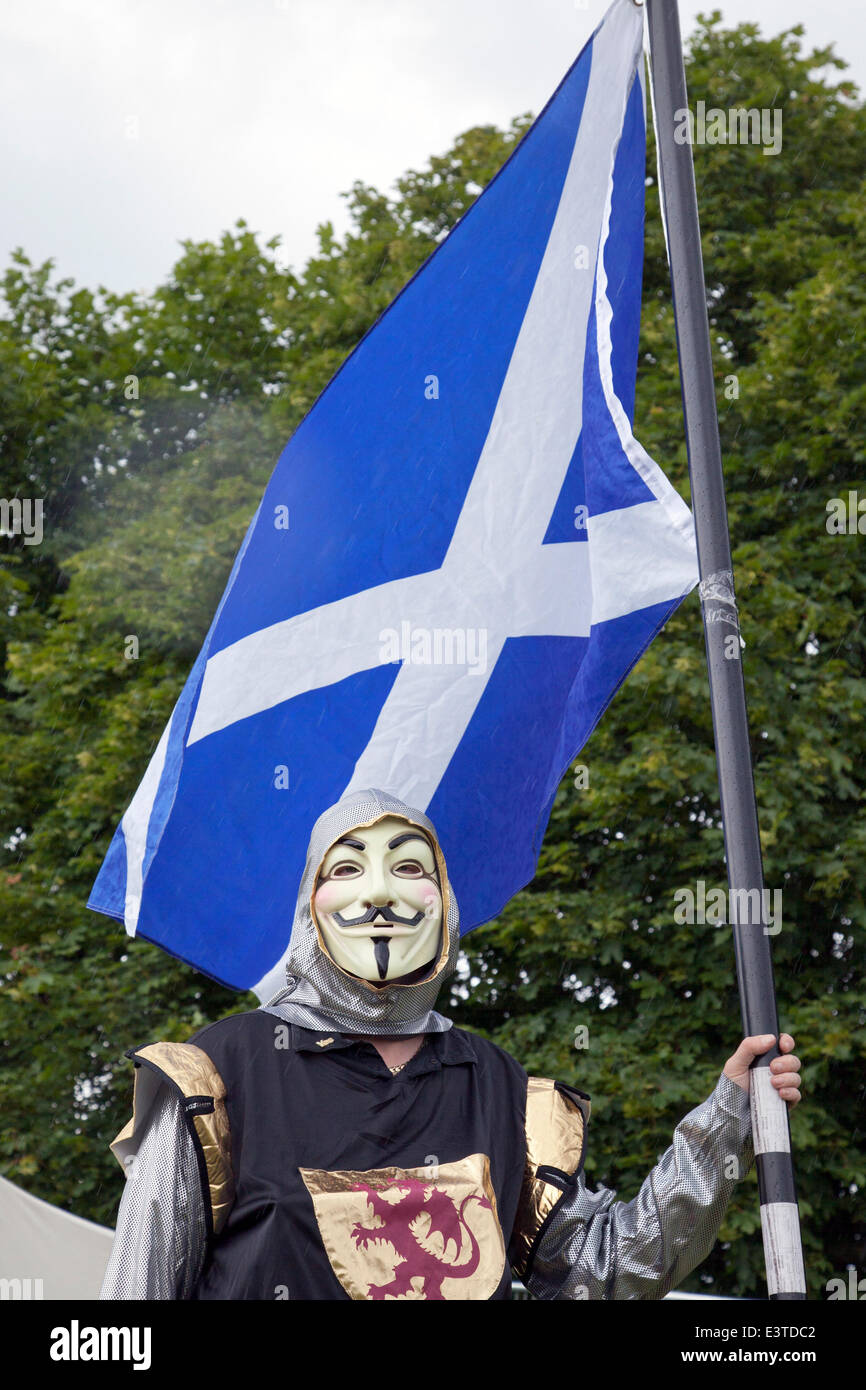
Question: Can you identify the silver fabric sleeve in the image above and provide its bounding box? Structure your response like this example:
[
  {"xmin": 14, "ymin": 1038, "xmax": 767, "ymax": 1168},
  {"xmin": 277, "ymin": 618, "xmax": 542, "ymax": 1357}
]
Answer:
[
  {"xmin": 526, "ymin": 1070, "xmax": 755, "ymax": 1300},
  {"xmin": 99, "ymin": 1081, "xmax": 208, "ymax": 1300}
]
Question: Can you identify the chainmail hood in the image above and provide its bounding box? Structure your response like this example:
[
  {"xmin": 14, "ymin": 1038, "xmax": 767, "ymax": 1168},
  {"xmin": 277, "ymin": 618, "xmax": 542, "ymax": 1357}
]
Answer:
[{"xmin": 260, "ymin": 789, "xmax": 460, "ymax": 1035}]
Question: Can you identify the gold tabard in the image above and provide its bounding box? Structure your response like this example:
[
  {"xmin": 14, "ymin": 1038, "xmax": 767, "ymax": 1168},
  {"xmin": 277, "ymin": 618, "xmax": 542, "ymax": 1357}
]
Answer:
[{"xmin": 300, "ymin": 1153, "xmax": 506, "ymax": 1300}]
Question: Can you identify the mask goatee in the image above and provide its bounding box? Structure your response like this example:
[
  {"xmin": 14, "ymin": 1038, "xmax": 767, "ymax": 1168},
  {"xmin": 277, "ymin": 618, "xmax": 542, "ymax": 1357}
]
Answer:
[{"xmin": 372, "ymin": 937, "xmax": 391, "ymax": 981}]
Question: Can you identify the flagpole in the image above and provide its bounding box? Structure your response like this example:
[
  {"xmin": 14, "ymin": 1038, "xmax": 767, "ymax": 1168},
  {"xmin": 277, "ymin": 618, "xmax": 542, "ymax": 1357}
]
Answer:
[{"xmin": 643, "ymin": 0, "xmax": 806, "ymax": 1299}]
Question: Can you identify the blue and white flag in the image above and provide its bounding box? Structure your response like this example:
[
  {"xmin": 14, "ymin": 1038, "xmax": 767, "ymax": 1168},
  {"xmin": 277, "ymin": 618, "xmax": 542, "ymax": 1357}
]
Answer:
[{"xmin": 89, "ymin": 0, "xmax": 698, "ymax": 997}]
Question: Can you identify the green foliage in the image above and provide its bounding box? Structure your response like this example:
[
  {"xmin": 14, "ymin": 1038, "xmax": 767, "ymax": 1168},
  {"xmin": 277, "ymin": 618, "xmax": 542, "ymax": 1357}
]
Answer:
[{"xmin": 0, "ymin": 16, "xmax": 862, "ymax": 1299}]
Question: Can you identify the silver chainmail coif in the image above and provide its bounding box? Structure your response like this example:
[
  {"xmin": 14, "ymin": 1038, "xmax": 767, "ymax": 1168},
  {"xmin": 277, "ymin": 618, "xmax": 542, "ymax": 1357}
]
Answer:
[{"xmin": 260, "ymin": 788, "xmax": 461, "ymax": 1036}]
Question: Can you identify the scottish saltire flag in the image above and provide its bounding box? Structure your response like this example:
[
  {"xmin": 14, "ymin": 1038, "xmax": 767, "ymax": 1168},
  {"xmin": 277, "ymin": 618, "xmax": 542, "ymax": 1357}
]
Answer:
[{"xmin": 89, "ymin": 0, "xmax": 698, "ymax": 998}]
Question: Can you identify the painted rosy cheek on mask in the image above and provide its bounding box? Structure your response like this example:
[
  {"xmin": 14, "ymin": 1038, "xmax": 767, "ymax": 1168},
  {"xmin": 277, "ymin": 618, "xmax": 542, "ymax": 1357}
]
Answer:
[
  {"xmin": 394, "ymin": 876, "xmax": 440, "ymax": 914},
  {"xmin": 314, "ymin": 880, "xmax": 351, "ymax": 911}
]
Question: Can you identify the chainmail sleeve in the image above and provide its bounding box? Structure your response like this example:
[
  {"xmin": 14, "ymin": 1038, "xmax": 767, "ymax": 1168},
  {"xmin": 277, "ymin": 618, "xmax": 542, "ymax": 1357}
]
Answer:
[
  {"xmin": 99, "ymin": 1082, "xmax": 208, "ymax": 1300},
  {"xmin": 526, "ymin": 1070, "xmax": 755, "ymax": 1300}
]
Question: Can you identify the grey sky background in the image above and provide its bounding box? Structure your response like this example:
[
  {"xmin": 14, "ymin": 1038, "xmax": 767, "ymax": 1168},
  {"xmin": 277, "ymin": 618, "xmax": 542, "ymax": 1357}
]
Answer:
[{"xmin": 2, "ymin": 0, "xmax": 863, "ymax": 298}]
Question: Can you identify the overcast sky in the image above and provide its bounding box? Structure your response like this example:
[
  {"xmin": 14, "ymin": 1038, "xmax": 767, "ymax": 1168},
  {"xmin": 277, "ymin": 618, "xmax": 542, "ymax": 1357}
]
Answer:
[{"xmin": 2, "ymin": 0, "xmax": 863, "ymax": 298}]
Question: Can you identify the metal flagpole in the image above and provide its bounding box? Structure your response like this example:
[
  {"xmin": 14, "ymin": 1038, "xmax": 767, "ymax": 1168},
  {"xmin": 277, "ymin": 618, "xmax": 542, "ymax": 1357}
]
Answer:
[{"xmin": 642, "ymin": 0, "xmax": 806, "ymax": 1299}]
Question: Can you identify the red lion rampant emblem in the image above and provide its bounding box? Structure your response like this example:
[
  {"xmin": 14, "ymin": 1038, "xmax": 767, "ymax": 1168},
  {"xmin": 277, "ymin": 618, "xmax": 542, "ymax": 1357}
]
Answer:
[{"xmin": 350, "ymin": 1176, "xmax": 493, "ymax": 1300}]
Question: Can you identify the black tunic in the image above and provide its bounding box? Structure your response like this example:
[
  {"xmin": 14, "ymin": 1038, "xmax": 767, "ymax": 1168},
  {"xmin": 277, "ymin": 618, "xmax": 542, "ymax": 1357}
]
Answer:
[{"xmin": 188, "ymin": 1010, "xmax": 530, "ymax": 1300}]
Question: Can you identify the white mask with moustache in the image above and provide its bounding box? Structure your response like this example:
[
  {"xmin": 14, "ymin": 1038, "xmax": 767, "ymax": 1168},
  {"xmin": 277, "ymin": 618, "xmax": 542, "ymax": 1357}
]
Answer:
[{"xmin": 312, "ymin": 814, "xmax": 443, "ymax": 985}]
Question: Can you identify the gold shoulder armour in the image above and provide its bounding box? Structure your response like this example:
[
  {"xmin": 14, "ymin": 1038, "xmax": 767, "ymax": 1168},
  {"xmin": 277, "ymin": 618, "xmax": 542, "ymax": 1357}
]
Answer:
[
  {"xmin": 110, "ymin": 1041, "xmax": 235, "ymax": 1238},
  {"xmin": 510, "ymin": 1075, "xmax": 590, "ymax": 1282}
]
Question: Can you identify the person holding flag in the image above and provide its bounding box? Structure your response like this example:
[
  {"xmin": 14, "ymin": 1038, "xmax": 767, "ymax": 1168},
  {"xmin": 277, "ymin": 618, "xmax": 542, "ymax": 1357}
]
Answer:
[
  {"xmin": 99, "ymin": 789, "xmax": 801, "ymax": 1301},
  {"xmin": 92, "ymin": 0, "xmax": 805, "ymax": 1298}
]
